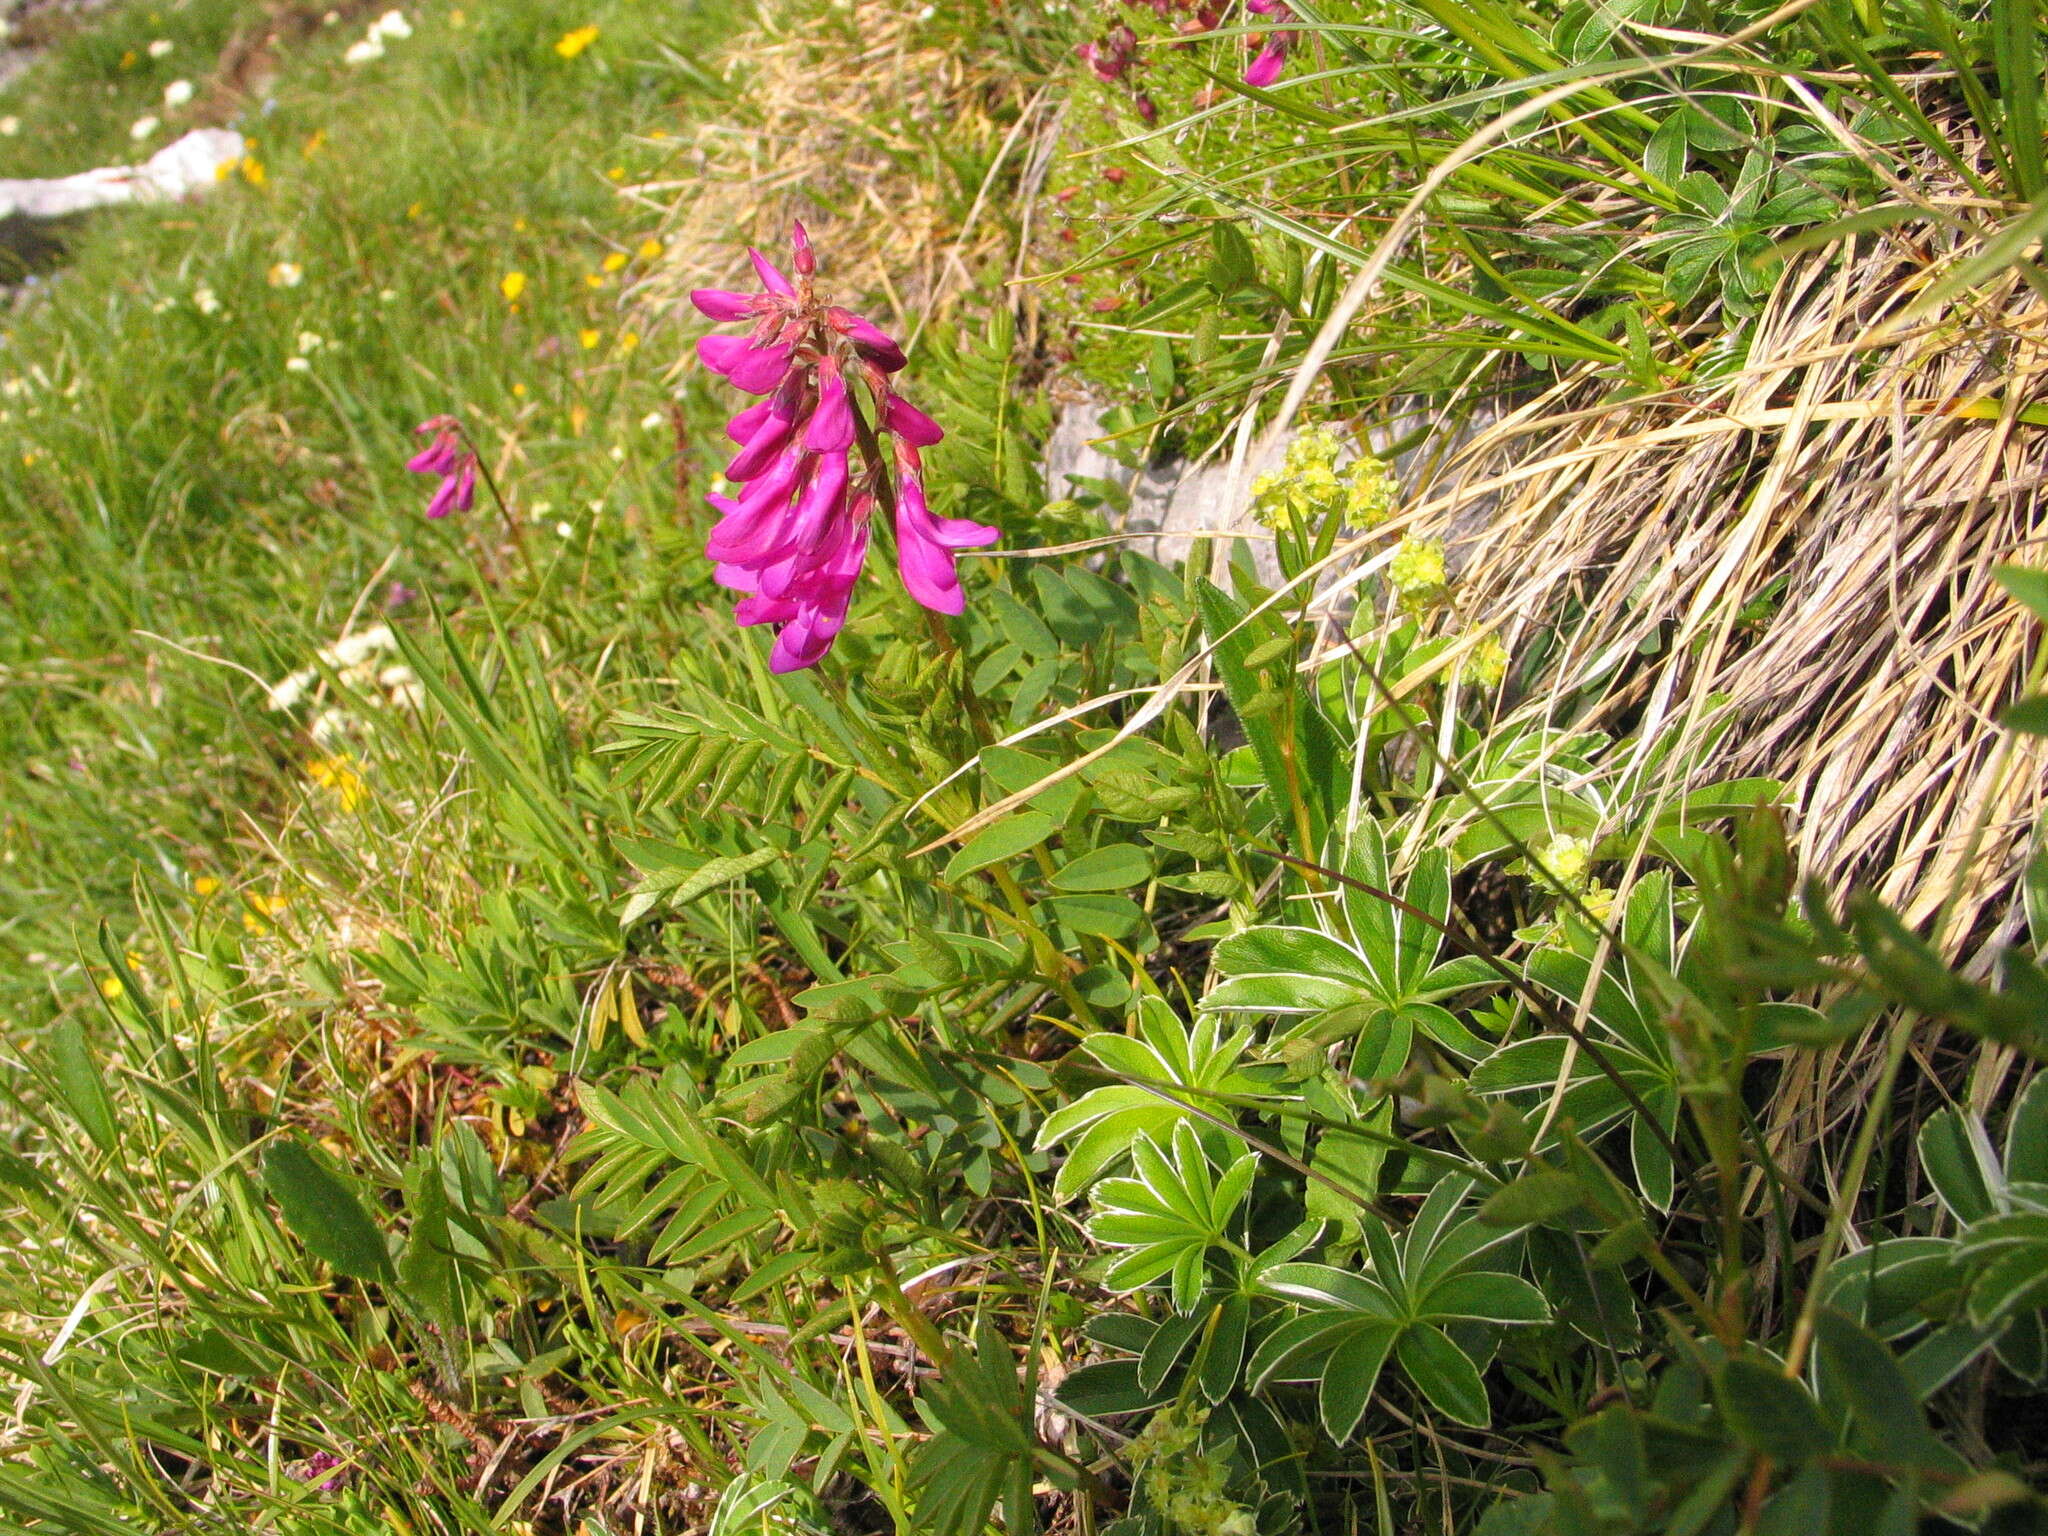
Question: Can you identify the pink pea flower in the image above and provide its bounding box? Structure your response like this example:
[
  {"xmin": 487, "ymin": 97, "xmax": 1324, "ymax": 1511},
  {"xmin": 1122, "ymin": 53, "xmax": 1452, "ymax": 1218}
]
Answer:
[
  {"xmin": 691, "ymin": 222, "xmax": 997, "ymax": 671},
  {"xmin": 407, "ymin": 415, "xmax": 477, "ymax": 519},
  {"xmin": 1243, "ymin": 0, "xmax": 1292, "ymax": 86}
]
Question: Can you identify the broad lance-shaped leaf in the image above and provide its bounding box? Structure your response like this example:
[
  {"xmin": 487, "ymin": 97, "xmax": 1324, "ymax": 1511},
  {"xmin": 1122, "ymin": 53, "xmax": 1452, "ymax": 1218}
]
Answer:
[
  {"xmin": 1396, "ymin": 1324, "xmax": 1492, "ymax": 1427},
  {"xmin": 266, "ymin": 1139, "xmax": 393, "ymax": 1282}
]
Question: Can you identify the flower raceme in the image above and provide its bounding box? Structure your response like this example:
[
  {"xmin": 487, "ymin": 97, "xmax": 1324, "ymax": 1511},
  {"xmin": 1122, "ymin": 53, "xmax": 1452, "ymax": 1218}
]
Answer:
[
  {"xmin": 691, "ymin": 223, "xmax": 997, "ymax": 672},
  {"xmin": 406, "ymin": 415, "xmax": 477, "ymax": 519}
]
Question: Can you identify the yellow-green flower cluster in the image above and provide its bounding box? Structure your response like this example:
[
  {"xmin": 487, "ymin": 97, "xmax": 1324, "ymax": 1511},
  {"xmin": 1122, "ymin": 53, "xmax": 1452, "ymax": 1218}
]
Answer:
[
  {"xmin": 1457, "ymin": 631, "xmax": 1510, "ymax": 690},
  {"xmin": 1389, "ymin": 535, "xmax": 1447, "ymax": 609},
  {"xmin": 1127, "ymin": 1404, "xmax": 1258, "ymax": 1536},
  {"xmin": 1535, "ymin": 833, "xmax": 1593, "ymax": 893},
  {"xmin": 1346, "ymin": 452, "xmax": 1398, "ymax": 527}
]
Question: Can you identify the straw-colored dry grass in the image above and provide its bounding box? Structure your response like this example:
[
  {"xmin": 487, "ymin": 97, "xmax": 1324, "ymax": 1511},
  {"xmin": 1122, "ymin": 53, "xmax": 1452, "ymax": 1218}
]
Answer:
[
  {"xmin": 1410, "ymin": 196, "xmax": 2048, "ymax": 956},
  {"xmin": 635, "ymin": 0, "xmax": 1036, "ymax": 340}
]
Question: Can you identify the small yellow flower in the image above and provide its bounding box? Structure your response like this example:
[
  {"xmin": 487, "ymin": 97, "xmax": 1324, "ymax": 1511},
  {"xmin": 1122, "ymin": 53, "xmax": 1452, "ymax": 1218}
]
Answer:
[
  {"xmin": 600, "ymin": 251, "xmax": 627, "ymax": 273},
  {"xmin": 100, "ymin": 975, "xmax": 125, "ymax": 1000},
  {"xmin": 554, "ymin": 24, "xmax": 599, "ymax": 58},
  {"xmin": 406, "ymin": 200, "xmax": 424, "ymax": 219},
  {"xmin": 499, "ymin": 271, "xmax": 527, "ymax": 302},
  {"xmin": 267, "ymin": 260, "xmax": 303, "ymax": 288},
  {"xmin": 583, "ymin": 272, "xmax": 605, "ymax": 289},
  {"xmin": 617, "ymin": 330, "xmax": 640, "ymax": 353},
  {"xmin": 578, "ymin": 328, "xmax": 601, "ymax": 350},
  {"xmin": 301, "ymin": 128, "xmax": 326, "ymax": 157},
  {"xmin": 605, "ymin": 165, "xmax": 625, "ymax": 182},
  {"xmin": 214, "ymin": 158, "xmax": 236, "ymax": 182},
  {"xmin": 569, "ymin": 403, "xmax": 589, "ymax": 437},
  {"xmin": 240, "ymin": 156, "xmax": 267, "ymax": 187},
  {"xmin": 243, "ymin": 891, "xmax": 289, "ymax": 935},
  {"xmin": 307, "ymin": 754, "xmax": 368, "ymax": 811},
  {"xmin": 449, "ymin": 7, "xmax": 466, "ymax": 25},
  {"xmin": 512, "ymin": 382, "xmax": 527, "ymax": 396},
  {"xmin": 1345, "ymin": 455, "xmax": 1398, "ymax": 527},
  {"xmin": 647, "ymin": 127, "xmax": 668, "ymax": 140},
  {"xmin": 126, "ymin": 951, "xmax": 143, "ymax": 970},
  {"xmin": 513, "ymin": 216, "xmax": 528, "ymax": 232},
  {"xmin": 119, "ymin": 48, "xmax": 138, "ymax": 70},
  {"xmin": 193, "ymin": 875, "xmax": 221, "ymax": 897},
  {"xmin": 636, "ymin": 237, "xmax": 663, "ymax": 260}
]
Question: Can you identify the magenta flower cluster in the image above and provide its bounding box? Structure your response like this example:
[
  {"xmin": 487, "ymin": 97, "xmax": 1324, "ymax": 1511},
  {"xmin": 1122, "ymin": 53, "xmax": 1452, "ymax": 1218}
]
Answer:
[
  {"xmin": 406, "ymin": 415, "xmax": 478, "ymax": 519},
  {"xmin": 692, "ymin": 223, "xmax": 997, "ymax": 673},
  {"xmin": 1077, "ymin": 0, "xmax": 1291, "ymax": 104}
]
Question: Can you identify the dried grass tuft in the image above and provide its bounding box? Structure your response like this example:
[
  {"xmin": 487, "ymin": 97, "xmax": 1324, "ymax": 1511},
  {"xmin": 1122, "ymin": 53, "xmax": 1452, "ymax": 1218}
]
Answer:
[
  {"xmin": 635, "ymin": 0, "xmax": 1035, "ymax": 342},
  {"xmin": 1407, "ymin": 157, "xmax": 2048, "ymax": 953}
]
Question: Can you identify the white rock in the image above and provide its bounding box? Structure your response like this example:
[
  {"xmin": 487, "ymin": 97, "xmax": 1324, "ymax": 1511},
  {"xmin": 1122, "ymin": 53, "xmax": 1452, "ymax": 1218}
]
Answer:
[{"xmin": 0, "ymin": 129, "xmax": 245, "ymax": 219}]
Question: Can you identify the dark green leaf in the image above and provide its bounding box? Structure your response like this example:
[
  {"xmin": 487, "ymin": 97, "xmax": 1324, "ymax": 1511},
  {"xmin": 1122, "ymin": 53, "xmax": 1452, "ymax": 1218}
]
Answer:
[
  {"xmin": 265, "ymin": 1139, "xmax": 393, "ymax": 1282},
  {"xmin": 1716, "ymin": 1357, "xmax": 1829, "ymax": 1462}
]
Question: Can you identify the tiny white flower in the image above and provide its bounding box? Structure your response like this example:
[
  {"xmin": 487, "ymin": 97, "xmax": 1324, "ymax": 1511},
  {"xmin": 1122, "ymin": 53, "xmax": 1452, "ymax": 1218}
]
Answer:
[
  {"xmin": 268, "ymin": 261, "xmax": 303, "ymax": 288},
  {"xmin": 322, "ymin": 626, "xmax": 396, "ymax": 669},
  {"xmin": 130, "ymin": 115, "xmax": 161, "ymax": 140},
  {"xmin": 1, "ymin": 378, "xmax": 26, "ymax": 399},
  {"xmin": 147, "ymin": 38, "xmax": 175, "ymax": 58},
  {"xmin": 555, "ymin": 521, "xmax": 575, "ymax": 539},
  {"xmin": 308, "ymin": 708, "xmax": 357, "ymax": 747},
  {"xmin": 192, "ymin": 285, "xmax": 221, "ymax": 315},
  {"xmin": 369, "ymin": 10, "xmax": 412, "ymax": 40},
  {"xmin": 151, "ymin": 297, "xmax": 173, "ymax": 313},
  {"xmin": 285, "ymin": 357, "xmax": 312, "ymax": 373},
  {"xmin": 640, "ymin": 409, "xmax": 667, "ymax": 431},
  {"xmin": 609, "ymin": 445, "xmax": 625, "ymax": 462},
  {"xmin": 378, "ymin": 288, "xmax": 398, "ymax": 303},
  {"xmin": 377, "ymin": 664, "xmax": 424, "ymax": 710},
  {"xmin": 267, "ymin": 668, "xmax": 316, "ymax": 711},
  {"xmin": 295, "ymin": 330, "xmax": 324, "ymax": 355},
  {"xmin": 162, "ymin": 79, "xmax": 194, "ymax": 107},
  {"xmin": 0, "ymin": 117, "xmax": 22, "ymax": 137},
  {"xmin": 322, "ymin": 9, "xmax": 341, "ymax": 24},
  {"xmin": 343, "ymin": 36, "xmax": 384, "ymax": 64}
]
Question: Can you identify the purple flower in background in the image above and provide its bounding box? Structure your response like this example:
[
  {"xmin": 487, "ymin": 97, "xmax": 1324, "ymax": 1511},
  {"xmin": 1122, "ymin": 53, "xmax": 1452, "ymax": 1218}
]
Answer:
[
  {"xmin": 1078, "ymin": 23, "xmax": 1140, "ymax": 81},
  {"xmin": 406, "ymin": 415, "xmax": 477, "ymax": 519},
  {"xmin": 1243, "ymin": 0, "xmax": 1292, "ymax": 86},
  {"xmin": 691, "ymin": 222, "xmax": 997, "ymax": 672},
  {"xmin": 291, "ymin": 1450, "xmax": 347, "ymax": 1492}
]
